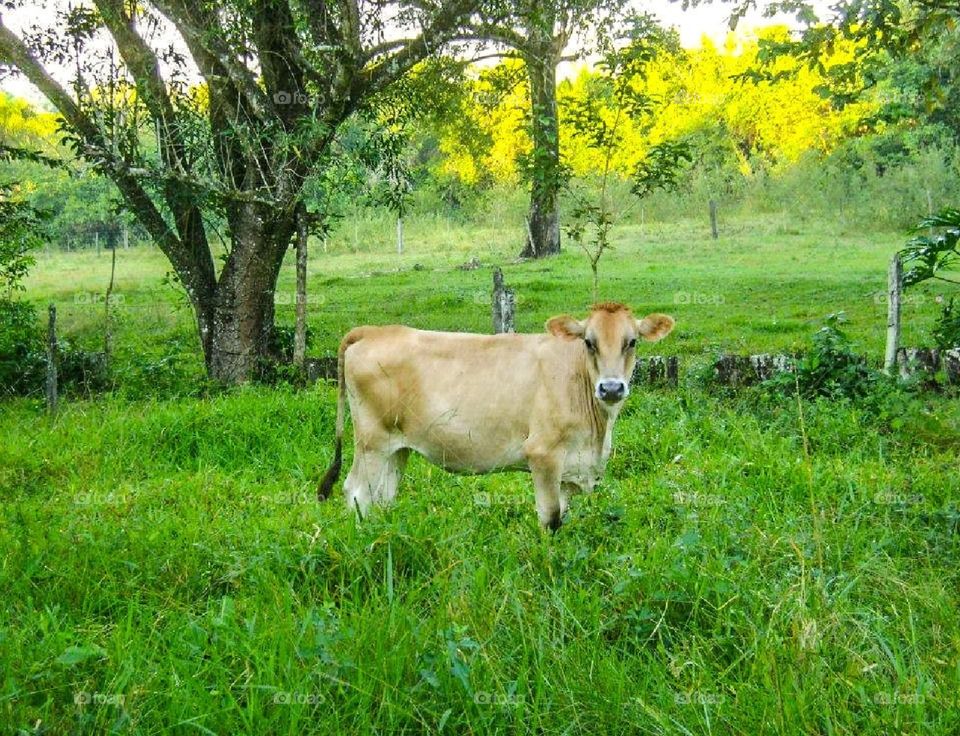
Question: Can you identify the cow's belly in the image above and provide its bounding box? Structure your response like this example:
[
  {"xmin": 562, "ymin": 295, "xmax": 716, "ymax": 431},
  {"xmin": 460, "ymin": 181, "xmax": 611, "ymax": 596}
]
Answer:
[
  {"xmin": 413, "ymin": 438, "xmax": 527, "ymax": 474},
  {"xmin": 402, "ymin": 402, "xmax": 530, "ymax": 474},
  {"xmin": 408, "ymin": 429, "xmax": 527, "ymax": 473}
]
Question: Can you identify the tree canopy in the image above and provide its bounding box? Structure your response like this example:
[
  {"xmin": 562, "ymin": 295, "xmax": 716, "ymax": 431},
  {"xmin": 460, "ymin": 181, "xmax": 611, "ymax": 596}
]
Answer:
[{"xmin": 0, "ymin": 0, "xmax": 482, "ymax": 381}]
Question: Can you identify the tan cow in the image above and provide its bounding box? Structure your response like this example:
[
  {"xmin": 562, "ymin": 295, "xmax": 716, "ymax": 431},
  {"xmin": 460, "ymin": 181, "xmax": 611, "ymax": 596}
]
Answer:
[{"xmin": 318, "ymin": 302, "xmax": 675, "ymax": 530}]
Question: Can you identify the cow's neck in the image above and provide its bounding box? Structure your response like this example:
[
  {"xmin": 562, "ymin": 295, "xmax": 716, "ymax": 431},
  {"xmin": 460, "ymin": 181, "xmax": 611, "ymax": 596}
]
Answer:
[{"xmin": 577, "ymin": 364, "xmax": 618, "ymax": 453}]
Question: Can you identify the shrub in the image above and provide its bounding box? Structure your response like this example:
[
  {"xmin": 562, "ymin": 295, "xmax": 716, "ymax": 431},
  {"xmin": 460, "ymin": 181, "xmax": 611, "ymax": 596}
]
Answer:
[
  {"xmin": 932, "ymin": 297, "xmax": 960, "ymax": 350},
  {"xmin": 900, "ymin": 207, "xmax": 960, "ymax": 349},
  {"xmin": 56, "ymin": 337, "xmax": 110, "ymax": 395},
  {"xmin": 0, "ymin": 299, "xmax": 110, "ymax": 398},
  {"xmin": 766, "ymin": 314, "xmax": 884, "ymax": 399},
  {"xmin": 0, "ymin": 298, "xmax": 45, "ymax": 396}
]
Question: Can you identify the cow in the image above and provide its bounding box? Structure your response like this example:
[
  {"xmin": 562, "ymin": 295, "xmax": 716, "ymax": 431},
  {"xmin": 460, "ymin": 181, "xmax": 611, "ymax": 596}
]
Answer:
[{"xmin": 317, "ymin": 302, "xmax": 675, "ymax": 530}]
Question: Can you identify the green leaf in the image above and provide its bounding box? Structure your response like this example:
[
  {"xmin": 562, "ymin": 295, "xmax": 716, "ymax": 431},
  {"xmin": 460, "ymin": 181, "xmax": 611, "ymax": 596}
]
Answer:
[{"xmin": 57, "ymin": 644, "xmax": 106, "ymax": 667}]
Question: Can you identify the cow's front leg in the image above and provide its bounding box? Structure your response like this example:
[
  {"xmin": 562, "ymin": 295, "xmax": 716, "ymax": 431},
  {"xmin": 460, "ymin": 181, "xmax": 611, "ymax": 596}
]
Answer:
[{"xmin": 525, "ymin": 444, "xmax": 565, "ymax": 532}]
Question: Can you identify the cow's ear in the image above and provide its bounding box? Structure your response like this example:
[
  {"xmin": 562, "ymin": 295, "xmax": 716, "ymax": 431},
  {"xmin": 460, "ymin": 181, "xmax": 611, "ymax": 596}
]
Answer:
[
  {"xmin": 546, "ymin": 315, "xmax": 585, "ymax": 339},
  {"xmin": 636, "ymin": 313, "xmax": 675, "ymax": 342}
]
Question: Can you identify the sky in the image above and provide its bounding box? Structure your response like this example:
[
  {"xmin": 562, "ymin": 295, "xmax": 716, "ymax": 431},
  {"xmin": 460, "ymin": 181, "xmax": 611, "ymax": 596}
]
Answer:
[{"xmin": 0, "ymin": 0, "xmax": 808, "ymax": 106}]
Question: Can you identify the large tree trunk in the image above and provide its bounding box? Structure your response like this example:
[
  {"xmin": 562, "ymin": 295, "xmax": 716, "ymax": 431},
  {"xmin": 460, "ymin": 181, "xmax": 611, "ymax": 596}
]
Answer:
[
  {"xmin": 205, "ymin": 204, "xmax": 294, "ymax": 383},
  {"xmin": 520, "ymin": 48, "xmax": 561, "ymax": 259}
]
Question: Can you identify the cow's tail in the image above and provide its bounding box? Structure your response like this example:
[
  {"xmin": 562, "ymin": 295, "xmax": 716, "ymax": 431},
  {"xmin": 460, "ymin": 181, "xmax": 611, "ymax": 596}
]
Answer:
[{"xmin": 317, "ymin": 328, "xmax": 364, "ymax": 500}]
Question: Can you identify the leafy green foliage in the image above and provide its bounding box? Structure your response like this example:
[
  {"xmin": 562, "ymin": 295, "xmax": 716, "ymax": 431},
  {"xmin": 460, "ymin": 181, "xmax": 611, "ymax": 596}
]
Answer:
[
  {"xmin": 766, "ymin": 314, "xmax": 883, "ymax": 399},
  {"xmin": 900, "ymin": 208, "xmax": 960, "ymax": 288},
  {"xmin": 899, "ymin": 207, "xmax": 960, "ymax": 350},
  {"xmin": 739, "ymin": 0, "xmax": 960, "ymax": 184},
  {"xmin": 0, "ymin": 183, "xmax": 49, "ymax": 396},
  {"xmin": 932, "ymin": 297, "xmax": 960, "ymax": 351},
  {"xmin": 0, "ymin": 298, "xmax": 45, "ymax": 396},
  {"xmin": 359, "ymin": 124, "xmax": 415, "ymax": 219},
  {"xmin": 630, "ymin": 139, "xmax": 692, "ymax": 199},
  {"xmin": 0, "ymin": 183, "xmax": 46, "ymax": 295}
]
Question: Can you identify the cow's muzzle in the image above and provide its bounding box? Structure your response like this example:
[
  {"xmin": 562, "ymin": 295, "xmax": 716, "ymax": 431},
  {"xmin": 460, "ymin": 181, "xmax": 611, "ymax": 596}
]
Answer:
[{"xmin": 597, "ymin": 379, "xmax": 627, "ymax": 404}]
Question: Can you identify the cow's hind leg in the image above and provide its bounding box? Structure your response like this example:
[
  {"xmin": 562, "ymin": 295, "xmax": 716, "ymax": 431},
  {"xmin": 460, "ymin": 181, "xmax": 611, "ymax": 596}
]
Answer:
[
  {"xmin": 343, "ymin": 444, "xmax": 386, "ymax": 518},
  {"xmin": 374, "ymin": 447, "xmax": 410, "ymax": 506},
  {"xmin": 343, "ymin": 443, "xmax": 408, "ymax": 517}
]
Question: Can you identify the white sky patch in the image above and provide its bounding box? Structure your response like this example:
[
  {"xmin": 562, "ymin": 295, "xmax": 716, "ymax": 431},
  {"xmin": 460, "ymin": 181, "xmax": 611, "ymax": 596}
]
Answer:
[{"xmin": 0, "ymin": 1, "xmax": 817, "ymax": 108}]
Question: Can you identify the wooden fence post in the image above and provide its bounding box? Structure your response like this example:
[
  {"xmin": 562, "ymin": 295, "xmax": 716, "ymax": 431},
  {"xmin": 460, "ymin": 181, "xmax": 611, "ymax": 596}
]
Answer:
[
  {"xmin": 46, "ymin": 304, "xmax": 58, "ymax": 414},
  {"xmin": 944, "ymin": 348, "xmax": 960, "ymax": 385},
  {"xmin": 293, "ymin": 205, "xmax": 309, "ymax": 369},
  {"xmin": 103, "ymin": 242, "xmax": 117, "ymax": 362},
  {"xmin": 492, "ymin": 267, "xmax": 515, "ymax": 334},
  {"xmin": 884, "ymin": 253, "xmax": 902, "ymax": 375},
  {"xmin": 634, "ymin": 356, "xmax": 679, "ymax": 387},
  {"xmin": 709, "ymin": 199, "xmax": 718, "ymax": 240}
]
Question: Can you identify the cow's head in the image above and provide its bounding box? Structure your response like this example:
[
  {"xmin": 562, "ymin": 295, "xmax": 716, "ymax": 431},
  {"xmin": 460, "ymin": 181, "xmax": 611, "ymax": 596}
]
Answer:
[{"xmin": 546, "ymin": 302, "xmax": 674, "ymax": 407}]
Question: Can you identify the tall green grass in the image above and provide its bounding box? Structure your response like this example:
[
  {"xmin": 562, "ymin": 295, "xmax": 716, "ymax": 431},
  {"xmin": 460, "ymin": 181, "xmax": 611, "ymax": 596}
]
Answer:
[{"xmin": 2, "ymin": 385, "xmax": 959, "ymax": 733}]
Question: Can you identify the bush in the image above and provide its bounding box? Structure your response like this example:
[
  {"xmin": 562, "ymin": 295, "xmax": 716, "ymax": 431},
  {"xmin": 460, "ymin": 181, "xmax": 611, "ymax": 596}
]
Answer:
[
  {"xmin": 765, "ymin": 314, "xmax": 884, "ymax": 400},
  {"xmin": 111, "ymin": 338, "xmax": 208, "ymax": 399},
  {"xmin": 0, "ymin": 298, "xmax": 45, "ymax": 397},
  {"xmin": 740, "ymin": 143, "xmax": 960, "ymax": 231},
  {"xmin": 0, "ymin": 299, "xmax": 110, "ymax": 398},
  {"xmin": 899, "ymin": 207, "xmax": 960, "ymax": 349},
  {"xmin": 254, "ymin": 323, "xmax": 316, "ymax": 386},
  {"xmin": 932, "ymin": 297, "xmax": 960, "ymax": 350},
  {"xmin": 56, "ymin": 337, "xmax": 110, "ymax": 395}
]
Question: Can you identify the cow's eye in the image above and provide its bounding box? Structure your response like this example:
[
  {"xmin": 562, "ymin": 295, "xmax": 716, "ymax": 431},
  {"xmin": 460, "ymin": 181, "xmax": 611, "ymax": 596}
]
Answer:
[
  {"xmin": 625, "ymin": 338, "xmax": 637, "ymax": 351},
  {"xmin": 584, "ymin": 337, "xmax": 597, "ymax": 353}
]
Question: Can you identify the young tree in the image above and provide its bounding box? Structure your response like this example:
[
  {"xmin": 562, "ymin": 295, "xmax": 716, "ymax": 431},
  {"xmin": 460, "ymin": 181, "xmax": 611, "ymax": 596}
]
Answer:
[
  {"xmin": 564, "ymin": 20, "xmax": 689, "ymax": 298},
  {"xmin": 463, "ymin": 0, "xmax": 629, "ymax": 258},
  {"xmin": 0, "ymin": 0, "xmax": 478, "ymax": 382}
]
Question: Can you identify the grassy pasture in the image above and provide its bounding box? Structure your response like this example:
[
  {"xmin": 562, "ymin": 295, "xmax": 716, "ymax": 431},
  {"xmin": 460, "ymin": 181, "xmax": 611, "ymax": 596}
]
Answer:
[
  {"xmin": 25, "ymin": 211, "xmax": 946, "ymax": 390},
  {"xmin": 3, "ymin": 211, "xmax": 960, "ymax": 734}
]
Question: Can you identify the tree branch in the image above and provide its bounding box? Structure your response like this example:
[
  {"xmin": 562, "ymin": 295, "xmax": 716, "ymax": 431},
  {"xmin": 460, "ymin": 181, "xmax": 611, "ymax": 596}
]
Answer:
[
  {"xmin": 358, "ymin": 0, "xmax": 479, "ymax": 93},
  {"xmin": 455, "ymin": 23, "xmax": 528, "ymax": 51},
  {"xmin": 0, "ymin": 13, "xmax": 215, "ymax": 307},
  {"xmin": 151, "ymin": 0, "xmax": 275, "ymax": 121},
  {"xmin": 92, "ymin": 0, "xmax": 216, "ymax": 302},
  {"xmin": 337, "ymin": 0, "xmax": 362, "ymax": 58},
  {"xmin": 364, "ymin": 37, "xmax": 421, "ymax": 61},
  {"xmin": 94, "ymin": 0, "xmax": 183, "ymax": 168},
  {"xmin": 253, "ymin": 0, "xmax": 308, "ymax": 125}
]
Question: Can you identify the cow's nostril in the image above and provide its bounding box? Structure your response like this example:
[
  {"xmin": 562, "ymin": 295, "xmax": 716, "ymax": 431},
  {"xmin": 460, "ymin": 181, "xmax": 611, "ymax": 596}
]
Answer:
[{"xmin": 599, "ymin": 380, "xmax": 626, "ymax": 401}]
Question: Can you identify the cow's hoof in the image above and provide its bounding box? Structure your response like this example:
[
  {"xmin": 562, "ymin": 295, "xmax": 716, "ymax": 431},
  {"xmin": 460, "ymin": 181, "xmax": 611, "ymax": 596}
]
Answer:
[{"xmin": 544, "ymin": 512, "xmax": 562, "ymax": 533}]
